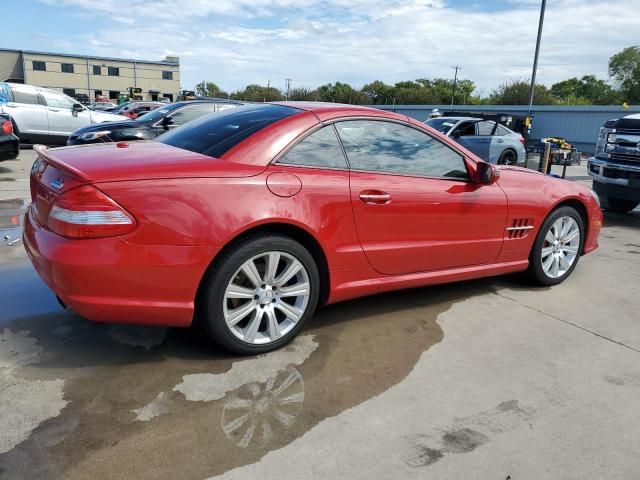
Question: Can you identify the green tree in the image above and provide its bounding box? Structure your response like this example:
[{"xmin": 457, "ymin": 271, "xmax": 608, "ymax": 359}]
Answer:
[
  {"xmin": 230, "ymin": 84, "xmax": 283, "ymax": 102},
  {"xmin": 488, "ymin": 79, "xmax": 556, "ymax": 105},
  {"xmin": 609, "ymin": 46, "xmax": 640, "ymax": 103},
  {"xmin": 316, "ymin": 82, "xmax": 366, "ymax": 104},
  {"xmin": 361, "ymin": 80, "xmax": 394, "ymax": 104},
  {"xmin": 288, "ymin": 87, "xmax": 318, "ymax": 101},
  {"xmin": 551, "ymin": 75, "xmax": 618, "ymax": 104},
  {"xmin": 195, "ymin": 81, "xmax": 227, "ymax": 98}
]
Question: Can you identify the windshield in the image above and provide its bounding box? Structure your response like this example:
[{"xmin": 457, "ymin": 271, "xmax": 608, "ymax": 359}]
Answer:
[
  {"xmin": 157, "ymin": 104, "xmax": 299, "ymax": 158},
  {"xmin": 425, "ymin": 118, "xmax": 458, "ymax": 134}
]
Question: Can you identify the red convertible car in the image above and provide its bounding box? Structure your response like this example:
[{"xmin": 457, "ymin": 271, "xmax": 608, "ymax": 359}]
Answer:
[{"xmin": 24, "ymin": 103, "xmax": 602, "ymax": 354}]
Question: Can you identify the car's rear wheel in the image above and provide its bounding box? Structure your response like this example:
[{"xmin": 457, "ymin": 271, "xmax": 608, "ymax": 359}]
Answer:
[
  {"xmin": 198, "ymin": 234, "xmax": 320, "ymax": 355},
  {"xmin": 498, "ymin": 149, "xmax": 517, "ymax": 165},
  {"xmin": 601, "ymin": 196, "xmax": 639, "ymax": 214},
  {"xmin": 528, "ymin": 206, "xmax": 584, "ymax": 286}
]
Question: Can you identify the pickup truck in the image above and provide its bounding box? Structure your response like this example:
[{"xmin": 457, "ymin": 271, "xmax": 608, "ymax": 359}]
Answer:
[{"xmin": 588, "ymin": 113, "xmax": 640, "ymax": 213}]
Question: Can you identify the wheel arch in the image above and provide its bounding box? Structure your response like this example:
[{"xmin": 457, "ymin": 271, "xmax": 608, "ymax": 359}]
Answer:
[
  {"xmin": 195, "ymin": 221, "xmax": 331, "ymax": 312},
  {"xmin": 547, "ymin": 197, "xmax": 590, "ymax": 254}
]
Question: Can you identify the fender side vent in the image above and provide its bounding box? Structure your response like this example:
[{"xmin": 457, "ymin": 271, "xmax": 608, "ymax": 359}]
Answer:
[{"xmin": 506, "ymin": 218, "xmax": 534, "ymax": 239}]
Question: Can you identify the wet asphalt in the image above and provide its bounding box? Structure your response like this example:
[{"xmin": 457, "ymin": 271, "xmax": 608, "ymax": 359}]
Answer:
[{"xmin": 1, "ymin": 150, "xmax": 639, "ymax": 479}]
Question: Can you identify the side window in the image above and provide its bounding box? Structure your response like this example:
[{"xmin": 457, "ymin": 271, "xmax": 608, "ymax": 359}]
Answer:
[
  {"xmin": 477, "ymin": 121, "xmax": 497, "ymax": 136},
  {"xmin": 496, "ymin": 125, "xmax": 510, "ymax": 136},
  {"xmin": 10, "ymin": 88, "xmax": 40, "ymax": 105},
  {"xmin": 40, "ymin": 90, "xmax": 75, "ymax": 109},
  {"xmin": 452, "ymin": 121, "xmax": 476, "ymax": 137},
  {"xmin": 168, "ymin": 104, "xmax": 218, "ymax": 126},
  {"xmin": 278, "ymin": 126, "xmax": 347, "ymax": 169},
  {"xmin": 335, "ymin": 120, "xmax": 468, "ymax": 180}
]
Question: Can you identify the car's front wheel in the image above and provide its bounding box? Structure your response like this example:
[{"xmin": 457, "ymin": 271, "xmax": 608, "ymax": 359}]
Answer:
[
  {"xmin": 198, "ymin": 234, "xmax": 320, "ymax": 355},
  {"xmin": 528, "ymin": 206, "xmax": 584, "ymax": 286}
]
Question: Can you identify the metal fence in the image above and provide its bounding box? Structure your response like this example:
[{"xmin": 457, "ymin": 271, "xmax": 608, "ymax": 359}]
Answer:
[{"xmin": 373, "ymin": 104, "xmax": 640, "ymax": 154}]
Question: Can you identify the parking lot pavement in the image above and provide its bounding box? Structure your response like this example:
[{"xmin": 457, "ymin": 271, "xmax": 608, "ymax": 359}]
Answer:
[{"xmin": 1, "ymin": 148, "xmax": 639, "ymax": 479}]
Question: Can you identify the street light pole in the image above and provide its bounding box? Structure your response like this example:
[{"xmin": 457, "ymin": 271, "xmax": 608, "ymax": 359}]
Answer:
[
  {"xmin": 450, "ymin": 65, "xmax": 461, "ymax": 111},
  {"xmin": 528, "ymin": 0, "xmax": 546, "ymax": 115},
  {"xmin": 285, "ymin": 78, "xmax": 292, "ymax": 101}
]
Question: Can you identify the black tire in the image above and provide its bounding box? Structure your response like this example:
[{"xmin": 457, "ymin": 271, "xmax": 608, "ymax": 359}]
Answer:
[
  {"xmin": 528, "ymin": 206, "xmax": 584, "ymax": 286},
  {"xmin": 601, "ymin": 196, "xmax": 639, "ymax": 214},
  {"xmin": 197, "ymin": 234, "xmax": 320, "ymax": 355},
  {"xmin": 498, "ymin": 149, "xmax": 517, "ymax": 165}
]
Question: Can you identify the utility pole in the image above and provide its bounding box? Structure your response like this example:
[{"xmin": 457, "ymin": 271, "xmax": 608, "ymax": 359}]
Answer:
[
  {"xmin": 528, "ymin": 0, "xmax": 546, "ymax": 115},
  {"xmin": 285, "ymin": 78, "xmax": 292, "ymax": 101},
  {"xmin": 450, "ymin": 65, "xmax": 461, "ymax": 111}
]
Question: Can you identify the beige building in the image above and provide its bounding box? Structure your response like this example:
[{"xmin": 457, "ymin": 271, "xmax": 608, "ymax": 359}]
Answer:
[{"xmin": 0, "ymin": 48, "xmax": 180, "ymax": 102}]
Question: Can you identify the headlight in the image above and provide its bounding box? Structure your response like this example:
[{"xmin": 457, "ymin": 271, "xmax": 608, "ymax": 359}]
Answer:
[
  {"xmin": 589, "ymin": 188, "xmax": 601, "ymax": 207},
  {"xmin": 79, "ymin": 130, "xmax": 111, "ymax": 141}
]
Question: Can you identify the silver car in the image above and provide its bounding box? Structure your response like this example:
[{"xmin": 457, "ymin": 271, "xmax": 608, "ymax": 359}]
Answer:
[
  {"xmin": 426, "ymin": 116, "xmax": 526, "ymax": 165},
  {"xmin": 0, "ymin": 82, "xmax": 125, "ymax": 144}
]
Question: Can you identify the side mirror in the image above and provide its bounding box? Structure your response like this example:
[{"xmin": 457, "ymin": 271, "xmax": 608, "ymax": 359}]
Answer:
[
  {"xmin": 72, "ymin": 103, "xmax": 83, "ymax": 116},
  {"xmin": 474, "ymin": 161, "xmax": 499, "ymax": 185},
  {"xmin": 161, "ymin": 116, "xmax": 174, "ymax": 130},
  {"xmin": 451, "ymin": 130, "xmax": 461, "ymax": 139}
]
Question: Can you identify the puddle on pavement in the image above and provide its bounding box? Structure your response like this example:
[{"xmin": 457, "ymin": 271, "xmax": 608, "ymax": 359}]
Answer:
[{"xmin": 0, "ymin": 274, "xmax": 499, "ymax": 480}]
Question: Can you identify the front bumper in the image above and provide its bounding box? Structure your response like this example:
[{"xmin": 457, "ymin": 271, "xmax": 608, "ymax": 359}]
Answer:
[
  {"xmin": 23, "ymin": 206, "xmax": 218, "ymax": 327},
  {"xmin": 588, "ymin": 157, "xmax": 640, "ymax": 202}
]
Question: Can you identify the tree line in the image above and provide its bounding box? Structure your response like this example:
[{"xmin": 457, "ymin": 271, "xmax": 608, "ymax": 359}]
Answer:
[{"xmin": 195, "ymin": 46, "xmax": 640, "ymax": 106}]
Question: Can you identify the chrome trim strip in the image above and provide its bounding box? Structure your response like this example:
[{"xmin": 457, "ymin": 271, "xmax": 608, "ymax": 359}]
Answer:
[{"xmin": 506, "ymin": 226, "xmax": 534, "ymax": 231}]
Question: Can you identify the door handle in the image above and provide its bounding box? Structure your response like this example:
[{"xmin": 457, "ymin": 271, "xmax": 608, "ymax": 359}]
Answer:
[
  {"xmin": 48, "ymin": 108, "xmax": 59, "ymax": 112},
  {"xmin": 359, "ymin": 190, "xmax": 391, "ymax": 204},
  {"xmin": 497, "ymin": 139, "xmax": 504, "ymax": 143}
]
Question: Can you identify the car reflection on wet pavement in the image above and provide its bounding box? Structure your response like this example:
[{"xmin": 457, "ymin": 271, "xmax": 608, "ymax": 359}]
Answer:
[{"xmin": 0, "ymin": 248, "xmax": 472, "ymax": 479}]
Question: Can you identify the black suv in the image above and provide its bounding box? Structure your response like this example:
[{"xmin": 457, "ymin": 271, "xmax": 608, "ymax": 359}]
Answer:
[{"xmin": 67, "ymin": 100, "xmax": 243, "ymax": 145}]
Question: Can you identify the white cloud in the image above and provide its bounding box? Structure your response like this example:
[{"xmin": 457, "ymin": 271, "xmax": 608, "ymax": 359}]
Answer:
[{"xmin": 35, "ymin": 0, "xmax": 640, "ymax": 95}]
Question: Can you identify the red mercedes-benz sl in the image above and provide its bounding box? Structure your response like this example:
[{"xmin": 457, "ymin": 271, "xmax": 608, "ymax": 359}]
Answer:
[{"xmin": 24, "ymin": 103, "xmax": 602, "ymax": 354}]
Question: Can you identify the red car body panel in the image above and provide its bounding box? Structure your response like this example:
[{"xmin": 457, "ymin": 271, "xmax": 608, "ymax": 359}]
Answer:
[{"xmin": 23, "ymin": 104, "xmax": 602, "ymax": 327}]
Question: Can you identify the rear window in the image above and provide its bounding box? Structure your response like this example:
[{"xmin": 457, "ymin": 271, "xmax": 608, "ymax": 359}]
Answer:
[{"xmin": 157, "ymin": 104, "xmax": 299, "ymax": 158}]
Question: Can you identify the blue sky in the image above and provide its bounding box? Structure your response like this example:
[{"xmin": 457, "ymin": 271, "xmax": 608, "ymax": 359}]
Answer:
[{"xmin": 4, "ymin": 0, "xmax": 639, "ymax": 96}]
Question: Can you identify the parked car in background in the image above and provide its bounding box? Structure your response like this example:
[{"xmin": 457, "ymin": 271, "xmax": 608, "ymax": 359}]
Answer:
[
  {"xmin": 0, "ymin": 112, "xmax": 19, "ymax": 161},
  {"xmin": 26, "ymin": 103, "xmax": 602, "ymax": 355},
  {"xmin": 88, "ymin": 102, "xmax": 118, "ymax": 111},
  {"xmin": 67, "ymin": 99, "xmax": 243, "ymax": 145},
  {"xmin": 426, "ymin": 116, "xmax": 526, "ymax": 165},
  {"xmin": 588, "ymin": 113, "xmax": 640, "ymax": 213},
  {"xmin": 119, "ymin": 101, "xmax": 164, "ymax": 119},
  {"xmin": 0, "ymin": 83, "xmax": 125, "ymax": 145}
]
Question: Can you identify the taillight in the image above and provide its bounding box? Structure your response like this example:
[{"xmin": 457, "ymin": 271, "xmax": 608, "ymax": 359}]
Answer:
[
  {"xmin": 46, "ymin": 185, "xmax": 136, "ymax": 239},
  {"xmin": 519, "ymin": 136, "xmax": 525, "ymax": 145},
  {"xmin": 2, "ymin": 120, "xmax": 12, "ymax": 135}
]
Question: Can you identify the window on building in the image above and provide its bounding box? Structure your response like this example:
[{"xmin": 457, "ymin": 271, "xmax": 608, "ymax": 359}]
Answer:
[
  {"xmin": 93, "ymin": 65, "xmax": 102, "ymax": 75},
  {"xmin": 278, "ymin": 126, "xmax": 348, "ymax": 169},
  {"xmin": 162, "ymin": 71, "xmax": 173, "ymax": 80},
  {"xmin": 62, "ymin": 88, "xmax": 76, "ymax": 98},
  {"xmin": 335, "ymin": 120, "xmax": 469, "ymax": 180},
  {"xmin": 94, "ymin": 89, "xmax": 102, "ymax": 97},
  {"xmin": 163, "ymin": 94, "xmax": 173, "ymax": 101},
  {"xmin": 32, "ymin": 61, "xmax": 46, "ymax": 72},
  {"xmin": 108, "ymin": 67, "xmax": 120, "ymax": 76},
  {"xmin": 108, "ymin": 91, "xmax": 120, "ymax": 100},
  {"xmin": 61, "ymin": 63, "xmax": 74, "ymax": 74}
]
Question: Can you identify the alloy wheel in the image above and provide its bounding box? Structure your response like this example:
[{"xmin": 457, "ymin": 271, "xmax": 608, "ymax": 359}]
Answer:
[
  {"xmin": 540, "ymin": 216, "xmax": 581, "ymax": 279},
  {"xmin": 223, "ymin": 251, "xmax": 311, "ymax": 345}
]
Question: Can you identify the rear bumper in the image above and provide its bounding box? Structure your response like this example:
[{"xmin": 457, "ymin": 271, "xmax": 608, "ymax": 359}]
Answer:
[
  {"xmin": 23, "ymin": 206, "xmax": 218, "ymax": 327},
  {"xmin": 0, "ymin": 134, "xmax": 19, "ymax": 161}
]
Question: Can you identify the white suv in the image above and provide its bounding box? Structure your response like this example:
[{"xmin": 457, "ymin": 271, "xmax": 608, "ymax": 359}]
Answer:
[{"xmin": 0, "ymin": 82, "xmax": 125, "ymax": 144}]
